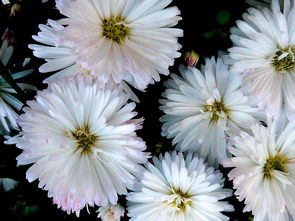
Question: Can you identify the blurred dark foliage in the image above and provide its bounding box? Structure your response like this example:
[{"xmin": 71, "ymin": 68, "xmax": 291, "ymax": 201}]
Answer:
[{"xmin": 0, "ymin": 0, "xmax": 254, "ymax": 220}]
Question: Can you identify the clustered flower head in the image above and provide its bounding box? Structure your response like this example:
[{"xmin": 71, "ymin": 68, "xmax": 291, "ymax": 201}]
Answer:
[
  {"xmin": 224, "ymin": 117, "xmax": 295, "ymax": 221},
  {"xmin": 160, "ymin": 56, "xmax": 262, "ymax": 165},
  {"xmin": 127, "ymin": 151, "xmax": 233, "ymax": 221},
  {"xmin": 55, "ymin": 0, "xmax": 183, "ymax": 90},
  {"xmin": 228, "ymin": 0, "xmax": 295, "ymax": 117},
  {"xmin": 2, "ymin": 0, "xmax": 295, "ymax": 220},
  {"xmin": 14, "ymin": 75, "xmax": 148, "ymax": 215}
]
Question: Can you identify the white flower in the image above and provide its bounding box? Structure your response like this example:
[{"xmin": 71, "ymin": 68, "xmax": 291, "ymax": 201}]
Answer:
[
  {"xmin": 0, "ymin": 40, "xmax": 35, "ymax": 133},
  {"xmin": 29, "ymin": 19, "xmax": 140, "ymax": 102},
  {"xmin": 56, "ymin": 0, "xmax": 183, "ymax": 90},
  {"xmin": 159, "ymin": 57, "xmax": 262, "ymax": 165},
  {"xmin": 13, "ymin": 75, "xmax": 148, "ymax": 216},
  {"xmin": 97, "ymin": 203, "xmax": 125, "ymax": 221},
  {"xmin": 223, "ymin": 118, "xmax": 295, "ymax": 221},
  {"xmin": 127, "ymin": 151, "xmax": 233, "ymax": 221},
  {"xmin": 228, "ymin": 0, "xmax": 295, "ymax": 116}
]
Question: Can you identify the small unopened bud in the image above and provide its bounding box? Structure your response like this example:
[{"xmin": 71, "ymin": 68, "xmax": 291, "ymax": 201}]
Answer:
[
  {"xmin": 184, "ymin": 50, "xmax": 199, "ymax": 67},
  {"xmin": 10, "ymin": 3, "xmax": 22, "ymax": 16},
  {"xmin": 2, "ymin": 27, "xmax": 16, "ymax": 44}
]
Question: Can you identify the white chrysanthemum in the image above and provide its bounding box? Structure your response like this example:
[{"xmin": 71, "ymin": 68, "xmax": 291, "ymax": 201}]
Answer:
[
  {"xmin": 223, "ymin": 118, "xmax": 295, "ymax": 221},
  {"xmin": 55, "ymin": 0, "xmax": 183, "ymax": 90},
  {"xmin": 97, "ymin": 203, "xmax": 125, "ymax": 221},
  {"xmin": 0, "ymin": 40, "xmax": 35, "ymax": 133},
  {"xmin": 160, "ymin": 57, "xmax": 263, "ymax": 165},
  {"xmin": 228, "ymin": 0, "xmax": 295, "ymax": 116},
  {"xmin": 127, "ymin": 151, "xmax": 233, "ymax": 221},
  {"xmin": 29, "ymin": 19, "xmax": 140, "ymax": 102},
  {"xmin": 13, "ymin": 75, "xmax": 148, "ymax": 216}
]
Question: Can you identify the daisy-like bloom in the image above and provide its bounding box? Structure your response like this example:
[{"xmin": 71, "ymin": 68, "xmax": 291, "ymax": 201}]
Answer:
[
  {"xmin": 13, "ymin": 75, "xmax": 148, "ymax": 216},
  {"xmin": 159, "ymin": 57, "xmax": 262, "ymax": 165},
  {"xmin": 127, "ymin": 151, "xmax": 233, "ymax": 221},
  {"xmin": 55, "ymin": 0, "xmax": 183, "ymax": 90},
  {"xmin": 97, "ymin": 203, "xmax": 125, "ymax": 221},
  {"xmin": 29, "ymin": 19, "xmax": 140, "ymax": 102},
  {"xmin": 228, "ymin": 0, "xmax": 295, "ymax": 116},
  {"xmin": 0, "ymin": 40, "xmax": 35, "ymax": 133},
  {"xmin": 223, "ymin": 118, "xmax": 295, "ymax": 221}
]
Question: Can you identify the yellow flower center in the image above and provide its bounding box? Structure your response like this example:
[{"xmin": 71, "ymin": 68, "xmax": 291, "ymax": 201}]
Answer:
[
  {"xmin": 72, "ymin": 127, "xmax": 97, "ymax": 154},
  {"xmin": 263, "ymin": 154, "xmax": 288, "ymax": 178},
  {"xmin": 203, "ymin": 99, "xmax": 228, "ymax": 121},
  {"xmin": 101, "ymin": 16, "xmax": 129, "ymax": 43},
  {"xmin": 80, "ymin": 67, "xmax": 91, "ymax": 75},
  {"xmin": 272, "ymin": 47, "xmax": 295, "ymax": 71},
  {"xmin": 168, "ymin": 188, "xmax": 192, "ymax": 212}
]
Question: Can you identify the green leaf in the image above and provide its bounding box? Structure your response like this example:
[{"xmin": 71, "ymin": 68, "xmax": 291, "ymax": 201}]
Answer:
[
  {"xmin": 219, "ymin": 31, "xmax": 227, "ymax": 38},
  {"xmin": 216, "ymin": 10, "xmax": 230, "ymax": 25},
  {"xmin": 203, "ymin": 31, "xmax": 215, "ymax": 38},
  {"xmin": 24, "ymin": 205, "xmax": 38, "ymax": 216}
]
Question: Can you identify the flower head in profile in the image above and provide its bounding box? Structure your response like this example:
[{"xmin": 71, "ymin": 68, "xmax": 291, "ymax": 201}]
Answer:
[
  {"xmin": 0, "ymin": 40, "xmax": 35, "ymax": 134},
  {"xmin": 97, "ymin": 203, "xmax": 125, "ymax": 221},
  {"xmin": 224, "ymin": 117, "xmax": 295, "ymax": 221},
  {"xmin": 160, "ymin": 56, "xmax": 262, "ymax": 165},
  {"xmin": 55, "ymin": 0, "xmax": 183, "ymax": 90},
  {"xmin": 13, "ymin": 75, "xmax": 148, "ymax": 216},
  {"xmin": 127, "ymin": 151, "xmax": 233, "ymax": 221},
  {"xmin": 228, "ymin": 0, "xmax": 295, "ymax": 116}
]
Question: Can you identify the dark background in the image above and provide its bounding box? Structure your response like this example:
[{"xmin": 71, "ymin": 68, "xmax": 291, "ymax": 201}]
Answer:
[{"xmin": 0, "ymin": 0, "xmax": 252, "ymax": 220}]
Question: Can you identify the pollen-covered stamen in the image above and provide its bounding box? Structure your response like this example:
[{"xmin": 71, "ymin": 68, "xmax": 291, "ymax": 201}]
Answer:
[
  {"xmin": 101, "ymin": 16, "xmax": 129, "ymax": 43},
  {"xmin": 272, "ymin": 47, "xmax": 295, "ymax": 71},
  {"xmin": 263, "ymin": 154, "xmax": 288, "ymax": 179},
  {"xmin": 167, "ymin": 188, "xmax": 192, "ymax": 212},
  {"xmin": 203, "ymin": 99, "xmax": 228, "ymax": 121},
  {"xmin": 72, "ymin": 126, "xmax": 97, "ymax": 154},
  {"xmin": 78, "ymin": 64, "xmax": 91, "ymax": 75}
]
